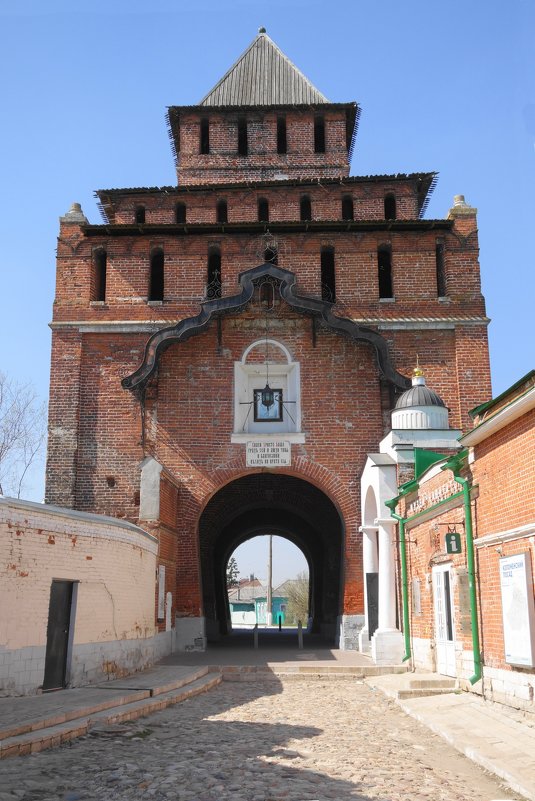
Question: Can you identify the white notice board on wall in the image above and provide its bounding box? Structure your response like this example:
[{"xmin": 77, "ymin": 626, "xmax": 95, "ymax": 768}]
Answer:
[
  {"xmin": 158, "ymin": 565, "xmax": 166, "ymax": 621},
  {"xmin": 499, "ymin": 553, "xmax": 535, "ymax": 667}
]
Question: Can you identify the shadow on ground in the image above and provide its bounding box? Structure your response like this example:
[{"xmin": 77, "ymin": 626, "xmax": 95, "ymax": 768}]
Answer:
[{"xmin": 0, "ymin": 675, "xmax": 377, "ymax": 801}]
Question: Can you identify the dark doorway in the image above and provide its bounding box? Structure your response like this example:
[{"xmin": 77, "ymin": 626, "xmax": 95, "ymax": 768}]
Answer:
[
  {"xmin": 366, "ymin": 572, "xmax": 379, "ymax": 638},
  {"xmin": 198, "ymin": 474, "xmax": 344, "ymax": 645},
  {"xmin": 43, "ymin": 580, "xmax": 74, "ymax": 691}
]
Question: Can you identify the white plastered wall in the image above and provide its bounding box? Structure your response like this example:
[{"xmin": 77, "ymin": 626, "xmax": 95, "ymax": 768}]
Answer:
[{"xmin": 0, "ymin": 497, "xmax": 165, "ymax": 695}]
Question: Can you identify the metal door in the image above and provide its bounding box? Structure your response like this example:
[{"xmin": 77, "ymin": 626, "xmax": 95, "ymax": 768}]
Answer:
[
  {"xmin": 432, "ymin": 564, "xmax": 456, "ymax": 676},
  {"xmin": 366, "ymin": 572, "xmax": 379, "ymax": 638},
  {"xmin": 43, "ymin": 580, "xmax": 73, "ymax": 691}
]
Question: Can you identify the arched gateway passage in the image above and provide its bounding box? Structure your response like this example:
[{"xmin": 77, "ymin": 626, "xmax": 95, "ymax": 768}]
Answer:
[{"xmin": 198, "ymin": 474, "xmax": 344, "ymax": 644}]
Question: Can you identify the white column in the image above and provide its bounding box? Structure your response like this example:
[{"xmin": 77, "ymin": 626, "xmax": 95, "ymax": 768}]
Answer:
[
  {"xmin": 371, "ymin": 517, "xmax": 404, "ymax": 665},
  {"xmin": 358, "ymin": 526, "xmax": 378, "ymax": 652},
  {"xmin": 377, "ymin": 518, "xmax": 396, "ymax": 631}
]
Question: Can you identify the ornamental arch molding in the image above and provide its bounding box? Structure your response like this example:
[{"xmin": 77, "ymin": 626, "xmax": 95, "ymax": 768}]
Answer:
[{"xmin": 122, "ymin": 263, "xmax": 411, "ymax": 395}]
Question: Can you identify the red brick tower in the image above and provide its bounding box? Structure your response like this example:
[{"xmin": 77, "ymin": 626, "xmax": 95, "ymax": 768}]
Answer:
[{"xmin": 46, "ymin": 30, "xmax": 491, "ymax": 650}]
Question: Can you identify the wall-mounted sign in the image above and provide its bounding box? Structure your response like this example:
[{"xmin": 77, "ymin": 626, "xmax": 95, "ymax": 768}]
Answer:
[
  {"xmin": 158, "ymin": 565, "xmax": 166, "ymax": 621},
  {"xmin": 246, "ymin": 440, "xmax": 291, "ymax": 467},
  {"xmin": 499, "ymin": 553, "xmax": 535, "ymax": 667},
  {"xmin": 445, "ymin": 532, "xmax": 462, "ymax": 554}
]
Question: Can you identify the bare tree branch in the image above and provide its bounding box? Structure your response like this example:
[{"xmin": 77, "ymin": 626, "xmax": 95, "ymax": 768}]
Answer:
[{"xmin": 0, "ymin": 372, "xmax": 47, "ymax": 499}]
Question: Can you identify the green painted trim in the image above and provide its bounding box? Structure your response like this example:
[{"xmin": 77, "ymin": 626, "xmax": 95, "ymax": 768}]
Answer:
[
  {"xmin": 414, "ymin": 448, "xmax": 450, "ymax": 480},
  {"xmin": 387, "ymin": 503, "xmax": 411, "ymax": 663},
  {"xmin": 469, "ymin": 369, "xmax": 535, "ymax": 419}
]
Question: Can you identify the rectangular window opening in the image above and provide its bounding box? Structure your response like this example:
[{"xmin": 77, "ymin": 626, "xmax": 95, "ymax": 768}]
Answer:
[
  {"xmin": 277, "ymin": 117, "xmax": 287, "ymax": 154},
  {"xmin": 436, "ymin": 242, "xmax": 447, "ymax": 297},
  {"xmin": 238, "ymin": 117, "xmax": 248, "ymax": 156}
]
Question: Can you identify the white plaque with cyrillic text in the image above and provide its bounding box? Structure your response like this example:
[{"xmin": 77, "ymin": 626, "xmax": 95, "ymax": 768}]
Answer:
[
  {"xmin": 499, "ymin": 552, "xmax": 535, "ymax": 667},
  {"xmin": 246, "ymin": 440, "xmax": 291, "ymax": 467}
]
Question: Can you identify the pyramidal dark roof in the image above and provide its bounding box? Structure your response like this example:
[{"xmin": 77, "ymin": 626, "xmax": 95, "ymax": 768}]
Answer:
[{"xmin": 200, "ymin": 29, "xmax": 330, "ymax": 107}]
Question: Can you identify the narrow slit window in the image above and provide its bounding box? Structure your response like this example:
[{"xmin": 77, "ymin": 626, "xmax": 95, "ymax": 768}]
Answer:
[
  {"xmin": 384, "ymin": 194, "xmax": 396, "ymax": 220},
  {"xmin": 300, "ymin": 196, "xmax": 312, "ymax": 221},
  {"xmin": 264, "ymin": 245, "xmax": 278, "ymax": 265},
  {"xmin": 314, "ymin": 115, "xmax": 326, "ymax": 153},
  {"xmin": 378, "ymin": 246, "xmax": 393, "ymax": 299},
  {"xmin": 238, "ymin": 117, "xmax": 248, "ymax": 155},
  {"xmin": 207, "ymin": 248, "xmax": 222, "ymax": 298},
  {"xmin": 321, "ymin": 247, "xmax": 336, "ymax": 302},
  {"xmin": 258, "ymin": 198, "xmax": 269, "ymax": 222},
  {"xmin": 436, "ymin": 242, "xmax": 447, "ymax": 297},
  {"xmin": 149, "ymin": 249, "xmax": 164, "ymax": 301},
  {"xmin": 200, "ymin": 118, "xmax": 210, "ymax": 154},
  {"xmin": 216, "ymin": 200, "xmax": 228, "ymax": 224},
  {"xmin": 175, "ymin": 202, "xmax": 186, "ymax": 224},
  {"xmin": 94, "ymin": 249, "xmax": 107, "ymax": 302},
  {"xmin": 135, "ymin": 206, "xmax": 146, "ymax": 224},
  {"xmin": 277, "ymin": 117, "xmax": 287, "ymax": 154},
  {"xmin": 342, "ymin": 195, "xmax": 354, "ymax": 221}
]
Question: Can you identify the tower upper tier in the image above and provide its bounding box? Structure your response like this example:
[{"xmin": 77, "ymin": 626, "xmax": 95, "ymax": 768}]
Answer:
[{"xmin": 167, "ymin": 30, "xmax": 358, "ymax": 185}]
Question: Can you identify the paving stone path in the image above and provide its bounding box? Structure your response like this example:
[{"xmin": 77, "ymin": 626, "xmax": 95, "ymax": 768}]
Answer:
[{"xmin": 0, "ymin": 678, "xmax": 522, "ymax": 801}]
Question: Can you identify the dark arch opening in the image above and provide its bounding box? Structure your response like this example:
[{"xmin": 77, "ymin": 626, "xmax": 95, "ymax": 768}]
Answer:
[
  {"xmin": 342, "ymin": 195, "xmax": 354, "ymax": 221},
  {"xmin": 300, "ymin": 195, "xmax": 312, "ymax": 222},
  {"xmin": 384, "ymin": 193, "xmax": 396, "ymax": 220},
  {"xmin": 200, "ymin": 118, "xmax": 210, "ymax": 154},
  {"xmin": 207, "ymin": 247, "xmax": 222, "ymax": 298},
  {"xmin": 378, "ymin": 245, "xmax": 393, "ymax": 299},
  {"xmin": 135, "ymin": 206, "xmax": 146, "ymax": 224},
  {"xmin": 175, "ymin": 202, "xmax": 186, "ymax": 224},
  {"xmin": 216, "ymin": 199, "xmax": 228, "ymax": 224},
  {"xmin": 149, "ymin": 248, "xmax": 164, "ymax": 301},
  {"xmin": 321, "ymin": 246, "xmax": 336, "ymax": 302},
  {"xmin": 314, "ymin": 115, "xmax": 326, "ymax": 153},
  {"xmin": 264, "ymin": 244, "xmax": 278, "ymax": 265},
  {"xmin": 277, "ymin": 116, "xmax": 287, "ymax": 154},
  {"xmin": 237, "ymin": 117, "xmax": 248, "ymax": 156},
  {"xmin": 93, "ymin": 248, "xmax": 107, "ymax": 302},
  {"xmin": 198, "ymin": 473, "xmax": 344, "ymax": 645},
  {"xmin": 258, "ymin": 197, "xmax": 269, "ymax": 222}
]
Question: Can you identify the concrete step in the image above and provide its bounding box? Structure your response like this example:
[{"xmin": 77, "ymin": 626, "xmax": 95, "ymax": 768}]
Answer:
[
  {"xmin": 215, "ymin": 663, "xmax": 408, "ymax": 681},
  {"xmin": 397, "ymin": 687, "xmax": 459, "ymax": 700},
  {"xmin": 0, "ymin": 673, "xmax": 222, "ymax": 759},
  {"xmin": 0, "ymin": 689, "xmax": 151, "ymax": 742},
  {"xmin": 407, "ymin": 677, "xmax": 456, "ymax": 690},
  {"xmin": 223, "ymin": 671, "xmax": 361, "ymax": 682},
  {"xmin": 96, "ymin": 665, "xmax": 210, "ymax": 697}
]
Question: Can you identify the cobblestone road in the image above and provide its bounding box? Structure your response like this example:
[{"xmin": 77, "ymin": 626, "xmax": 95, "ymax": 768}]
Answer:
[{"xmin": 0, "ymin": 678, "xmax": 521, "ymax": 801}]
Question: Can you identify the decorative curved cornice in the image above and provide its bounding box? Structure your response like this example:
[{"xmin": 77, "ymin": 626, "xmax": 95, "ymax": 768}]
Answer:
[{"xmin": 121, "ymin": 263, "xmax": 411, "ymax": 393}]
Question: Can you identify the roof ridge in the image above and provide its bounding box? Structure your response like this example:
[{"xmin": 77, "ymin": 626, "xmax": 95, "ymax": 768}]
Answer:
[{"xmin": 200, "ymin": 31, "xmax": 329, "ymax": 107}]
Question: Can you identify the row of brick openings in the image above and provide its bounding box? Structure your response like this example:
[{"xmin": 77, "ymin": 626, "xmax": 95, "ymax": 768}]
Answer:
[
  {"xmin": 198, "ymin": 114, "xmax": 331, "ymax": 157},
  {"xmin": 133, "ymin": 193, "xmax": 397, "ymax": 226},
  {"xmin": 92, "ymin": 241, "xmax": 446, "ymax": 303}
]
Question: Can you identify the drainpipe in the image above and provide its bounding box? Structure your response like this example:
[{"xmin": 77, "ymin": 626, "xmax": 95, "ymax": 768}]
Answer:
[
  {"xmin": 385, "ymin": 496, "xmax": 411, "ymax": 663},
  {"xmin": 442, "ymin": 451, "xmax": 482, "ymax": 685}
]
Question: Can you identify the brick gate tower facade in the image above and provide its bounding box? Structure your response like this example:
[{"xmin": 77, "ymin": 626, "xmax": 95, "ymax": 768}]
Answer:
[{"xmin": 46, "ymin": 30, "xmax": 491, "ymax": 650}]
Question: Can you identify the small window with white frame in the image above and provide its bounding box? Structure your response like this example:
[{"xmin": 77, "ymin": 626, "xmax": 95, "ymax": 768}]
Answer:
[{"xmin": 232, "ymin": 339, "xmax": 304, "ymax": 442}]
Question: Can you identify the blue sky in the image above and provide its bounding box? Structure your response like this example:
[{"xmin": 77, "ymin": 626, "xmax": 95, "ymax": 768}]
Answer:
[{"xmin": 1, "ymin": 1, "xmax": 533, "ymax": 575}]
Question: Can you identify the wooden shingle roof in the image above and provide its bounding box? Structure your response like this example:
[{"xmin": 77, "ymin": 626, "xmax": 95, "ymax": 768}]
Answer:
[{"xmin": 200, "ymin": 29, "xmax": 329, "ymax": 107}]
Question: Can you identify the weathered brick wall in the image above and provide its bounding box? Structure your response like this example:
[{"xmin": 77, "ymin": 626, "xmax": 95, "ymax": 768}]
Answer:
[
  {"xmin": 108, "ymin": 179, "xmax": 420, "ymax": 224},
  {"xmin": 471, "ymin": 407, "xmax": 535, "ymax": 674},
  {"xmin": 176, "ymin": 109, "xmax": 351, "ymax": 185},
  {"xmin": 472, "ymin": 409, "xmax": 535, "ymax": 535}
]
